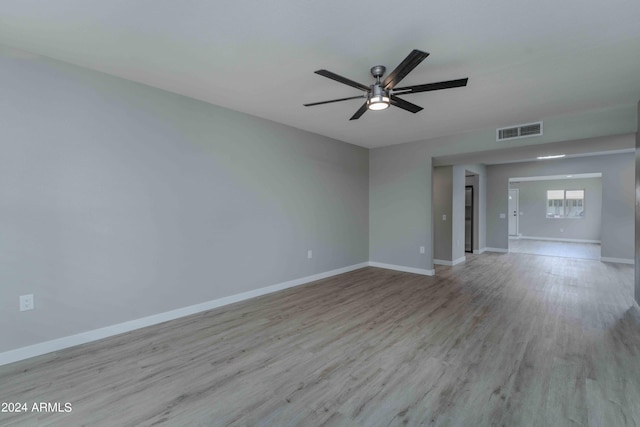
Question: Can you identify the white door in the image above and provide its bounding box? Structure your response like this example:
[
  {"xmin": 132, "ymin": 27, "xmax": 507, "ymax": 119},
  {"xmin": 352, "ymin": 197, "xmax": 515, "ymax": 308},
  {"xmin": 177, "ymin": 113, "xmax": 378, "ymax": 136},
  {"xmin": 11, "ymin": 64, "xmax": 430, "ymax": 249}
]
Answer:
[{"xmin": 508, "ymin": 189, "xmax": 519, "ymax": 236}]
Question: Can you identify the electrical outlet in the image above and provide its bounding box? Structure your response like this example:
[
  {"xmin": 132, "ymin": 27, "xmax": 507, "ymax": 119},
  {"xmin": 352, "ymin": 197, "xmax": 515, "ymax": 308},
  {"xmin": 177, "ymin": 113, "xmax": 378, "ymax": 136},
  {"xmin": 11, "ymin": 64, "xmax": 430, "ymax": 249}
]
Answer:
[
  {"xmin": 20, "ymin": 294, "xmax": 34, "ymax": 311},
  {"xmin": 560, "ymin": 228, "xmax": 563, "ymax": 233},
  {"xmin": 420, "ymin": 246, "xmax": 425, "ymax": 254},
  {"xmin": 307, "ymin": 250, "xmax": 312, "ymax": 259}
]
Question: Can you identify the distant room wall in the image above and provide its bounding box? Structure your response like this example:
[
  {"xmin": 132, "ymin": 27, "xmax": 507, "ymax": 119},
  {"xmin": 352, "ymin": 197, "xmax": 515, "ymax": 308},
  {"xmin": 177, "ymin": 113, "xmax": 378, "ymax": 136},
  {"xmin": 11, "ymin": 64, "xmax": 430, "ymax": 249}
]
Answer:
[{"xmin": 509, "ymin": 177, "xmax": 602, "ymax": 242}]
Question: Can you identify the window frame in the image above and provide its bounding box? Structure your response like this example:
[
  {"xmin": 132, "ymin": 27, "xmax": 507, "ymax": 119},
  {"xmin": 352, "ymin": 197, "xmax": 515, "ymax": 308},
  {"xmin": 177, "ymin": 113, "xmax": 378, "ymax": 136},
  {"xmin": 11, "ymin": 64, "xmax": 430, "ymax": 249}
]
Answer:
[{"xmin": 546, "ymin": 189, "xmax": 585, "ymax": 219}]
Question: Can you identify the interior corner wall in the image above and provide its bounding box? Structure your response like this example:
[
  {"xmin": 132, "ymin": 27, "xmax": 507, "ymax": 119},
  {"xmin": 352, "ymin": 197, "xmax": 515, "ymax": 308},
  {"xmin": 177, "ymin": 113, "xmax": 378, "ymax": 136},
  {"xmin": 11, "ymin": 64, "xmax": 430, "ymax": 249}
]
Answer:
[
  {"xmin": 0, "ymin": 50, "xmax": 369, "ymax": 354},
  {"xmin": 369, "ymin": 142, "xmax": 432, "ymax": 271},
  {"xmin": 433, "ymin": 166, "xmax": 453, "ymax": 261},
  {"xmin": 487, "ymin": 151, "xmax": 634, "ymax": 260}
]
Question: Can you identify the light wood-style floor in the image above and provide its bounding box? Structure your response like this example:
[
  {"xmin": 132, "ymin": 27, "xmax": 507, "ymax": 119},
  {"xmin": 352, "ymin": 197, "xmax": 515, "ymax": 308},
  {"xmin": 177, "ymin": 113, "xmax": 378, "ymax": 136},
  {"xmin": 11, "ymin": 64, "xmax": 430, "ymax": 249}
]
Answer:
[
  {"xmin": 1, "ymin": 253, "xmax": 639, "ymax": 427},
  {"xmin": 509, "ymin": 239, "xmax": 601, "ymax": 261}
]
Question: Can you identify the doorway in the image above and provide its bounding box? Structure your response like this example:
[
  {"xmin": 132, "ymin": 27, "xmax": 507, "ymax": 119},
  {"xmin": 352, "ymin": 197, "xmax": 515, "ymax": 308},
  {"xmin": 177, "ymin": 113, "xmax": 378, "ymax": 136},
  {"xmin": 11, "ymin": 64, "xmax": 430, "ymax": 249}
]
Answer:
[
  {"xmin": 465, "ymin": 186, "xmax": 473, "ymax": 253},
  {"xmin": 507, "ymin": 174, "xmax": 602, "ymax": 261}
]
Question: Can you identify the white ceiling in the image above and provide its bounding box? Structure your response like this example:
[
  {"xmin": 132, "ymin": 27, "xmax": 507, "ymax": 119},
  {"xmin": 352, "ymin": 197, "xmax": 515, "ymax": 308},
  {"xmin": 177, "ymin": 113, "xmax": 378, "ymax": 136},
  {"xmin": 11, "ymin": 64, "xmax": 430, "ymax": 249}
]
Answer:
[{"xmin": 1, "ymin": 0, "xmax": 639, "ymax": 148}]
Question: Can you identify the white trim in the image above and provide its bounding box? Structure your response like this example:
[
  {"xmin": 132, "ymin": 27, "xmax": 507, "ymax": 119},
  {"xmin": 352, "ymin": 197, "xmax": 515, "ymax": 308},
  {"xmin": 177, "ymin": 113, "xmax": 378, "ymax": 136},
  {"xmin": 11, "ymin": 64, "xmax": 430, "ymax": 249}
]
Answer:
[
  {"xmin": 0, "ymin": 262, "xmax": 368, "ymax": 367},
  {"xmin": 433, "ymin": 256, "xmax": 466, "ymax": 266},
  {"xmin": 485, "ymin": 247, "xmax": 509, "ymax": 253},
  {"xmin": 519, "ymin": 236, "xmax": 601, "ymax": 244},
  {"xmin": 473, "ymin": 248, "xmax": 486, "ymax": 254},
  {"xmin": 452, "ymin": 256, "xmax": 466, "ymax": 266},
  {"xmin": 368, "ymin": 262, "xmax": 435, "ymax": 276},
  {"xmin": 600, "ymin": 257, "xmax": 634, "ymax": 265}
]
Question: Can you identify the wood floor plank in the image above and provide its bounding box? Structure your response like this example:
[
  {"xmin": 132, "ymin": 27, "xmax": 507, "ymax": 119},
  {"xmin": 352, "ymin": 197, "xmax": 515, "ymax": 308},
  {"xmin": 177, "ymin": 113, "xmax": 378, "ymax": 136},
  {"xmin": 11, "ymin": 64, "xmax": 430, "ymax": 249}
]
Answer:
[{"xmin": 0, "ymin": 253, "xmax": 638, "ymax": 426}]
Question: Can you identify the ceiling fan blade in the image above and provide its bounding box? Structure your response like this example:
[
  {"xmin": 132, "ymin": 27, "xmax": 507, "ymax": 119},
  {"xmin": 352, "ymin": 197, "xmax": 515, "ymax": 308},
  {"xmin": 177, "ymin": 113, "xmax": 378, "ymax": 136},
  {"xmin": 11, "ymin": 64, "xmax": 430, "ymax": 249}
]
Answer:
[
  {"xmin": 393, "ymin": 78, "xmax": 469, "ymax": 94},
  {"xmin": 390, "ymin": 95, "xmax": 423, "ymax": 113},
  {"xmin": 349, "ymin": 102, "xmax": 369, "ymax": 120},
  {"xmin": 303, "ymin": 95, "xmax": 366, "ymax": 107},
  {"xmin": 315, "ymin": 70, "xmax": 370, "ymax": 91},
  {"xmin": 382, "ymin": 49, "xmax": 430, "ymax": 90}
]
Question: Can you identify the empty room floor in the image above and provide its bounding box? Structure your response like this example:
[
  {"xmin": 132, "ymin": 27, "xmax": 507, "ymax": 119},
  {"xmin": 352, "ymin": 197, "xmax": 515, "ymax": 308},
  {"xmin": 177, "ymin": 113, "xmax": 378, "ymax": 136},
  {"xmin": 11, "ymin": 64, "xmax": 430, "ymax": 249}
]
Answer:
[
  {"xmin": 509, "ymin": 238, "xmax": 601, "ymax": 260},
  {"xmin": 1, "ymin": 253, "xmax": 638, "ymax": 426}
]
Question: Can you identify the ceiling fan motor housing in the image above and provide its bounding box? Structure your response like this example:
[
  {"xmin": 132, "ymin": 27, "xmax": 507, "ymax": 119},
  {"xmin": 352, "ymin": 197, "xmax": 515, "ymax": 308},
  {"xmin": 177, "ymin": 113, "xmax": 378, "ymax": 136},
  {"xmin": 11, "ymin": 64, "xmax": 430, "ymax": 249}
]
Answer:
[
  {"xmin": 370, "ymin": 65, "xmax": 386, "ymax": 79},
  {"xmin": 370, "ymin": 84, "xmax": 387, "ymax": 98}
]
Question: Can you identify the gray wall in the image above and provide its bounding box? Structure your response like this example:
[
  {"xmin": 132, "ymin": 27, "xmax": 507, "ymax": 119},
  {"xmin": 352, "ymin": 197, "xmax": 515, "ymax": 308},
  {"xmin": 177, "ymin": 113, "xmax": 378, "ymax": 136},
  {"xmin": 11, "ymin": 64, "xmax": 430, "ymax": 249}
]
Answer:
[
  {"xmin": 509, "ymin": 177, "xmax": 602, "ymax": 241},
  {"xmin": 433, "ymin": 166, "xmax": 453, "ymax": 261},
  {"xmin": 487, "ymin": 152, "xmax": 634, "ymax": 260},
  {"xmin": 636, "ymin": 100, "xmax": 640, "ymax": 303},
  {"xmin": 452, "ymin": 166, "xmax": 466, "ymax": 261},
  {"xmin": 0, "ymin": 49, "xmax": 369, "ymax": 353},
  {"xmin": 369, "ymin": 142, "xmax": 432, "ymax": 270}
]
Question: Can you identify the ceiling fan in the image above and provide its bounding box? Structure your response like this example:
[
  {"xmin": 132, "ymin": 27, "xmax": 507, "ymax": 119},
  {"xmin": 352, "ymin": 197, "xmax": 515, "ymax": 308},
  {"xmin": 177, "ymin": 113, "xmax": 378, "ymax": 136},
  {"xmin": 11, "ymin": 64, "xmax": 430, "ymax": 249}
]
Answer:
[{"xmin": 303, "ymin": 49, "xmax": 468, "ymax": 120}]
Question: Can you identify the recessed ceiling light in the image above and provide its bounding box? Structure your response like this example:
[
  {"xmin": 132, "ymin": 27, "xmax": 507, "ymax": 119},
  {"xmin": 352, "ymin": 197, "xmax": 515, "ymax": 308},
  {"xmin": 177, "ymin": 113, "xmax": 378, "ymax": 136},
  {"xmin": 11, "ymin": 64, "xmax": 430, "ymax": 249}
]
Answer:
[
  {"xmin": 566, "ymin": 175, "xmax": 573, "ymax": 178},
  {"xmin": 536, "ymin": 154, "xmax": 566, "ymax": 160}
]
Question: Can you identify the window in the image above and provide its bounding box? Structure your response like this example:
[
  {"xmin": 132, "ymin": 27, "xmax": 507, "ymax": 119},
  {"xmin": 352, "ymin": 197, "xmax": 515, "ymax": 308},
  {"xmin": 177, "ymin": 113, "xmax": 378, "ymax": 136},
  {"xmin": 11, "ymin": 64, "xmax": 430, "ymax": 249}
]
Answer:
[{"xmin": 546, "ymin": 189, "xmax": 584, "ymax": 218}]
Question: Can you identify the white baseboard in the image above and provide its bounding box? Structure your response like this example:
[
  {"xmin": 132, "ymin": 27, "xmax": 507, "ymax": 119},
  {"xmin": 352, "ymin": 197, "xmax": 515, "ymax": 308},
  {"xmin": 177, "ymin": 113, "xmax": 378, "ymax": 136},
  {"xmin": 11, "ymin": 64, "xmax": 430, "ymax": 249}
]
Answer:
[
  {"xmin": 368, "ymin": 262, "xmax": 435, "ymax": 276},
  {"xmin": 600, "ymin": 257, "xmax": 634, "ymax": 265},
  {"xmin": 519, "ymin": 236, "xmax": 601, "ymax": 244},
  {"xmin": 473, "ymin": 248, "xmax": 486, "ymax": 254},
  {"xmin": 452, "ymin": 256, "xmax": 466, "ymax": 266},
  {"xmin": 0, "ymin": 262, "xmax": 368, "ymax": 367},
  {"xmin": 433, "ymin": 256, "xmax": 466, "ymax": 266},
  {"xmin": 485, "ymin": 247, "xmax": 509, "ymax": 253}
]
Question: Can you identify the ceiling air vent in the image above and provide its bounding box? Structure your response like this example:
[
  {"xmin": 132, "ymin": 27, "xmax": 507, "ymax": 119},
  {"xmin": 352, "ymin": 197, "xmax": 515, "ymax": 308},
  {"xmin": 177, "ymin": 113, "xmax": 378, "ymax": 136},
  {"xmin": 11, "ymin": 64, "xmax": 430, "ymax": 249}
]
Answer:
[{"xmin": 497, "ymin": 121, "xmax": 543, "ymax": 141}]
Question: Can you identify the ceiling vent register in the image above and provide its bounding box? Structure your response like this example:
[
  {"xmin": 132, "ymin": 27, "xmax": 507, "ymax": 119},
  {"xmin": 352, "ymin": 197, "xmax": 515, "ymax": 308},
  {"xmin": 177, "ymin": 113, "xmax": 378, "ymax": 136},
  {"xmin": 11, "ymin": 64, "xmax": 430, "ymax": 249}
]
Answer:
[{"xmin": 497, "ymin": 121, "xmax": 543, "ymax": 141}]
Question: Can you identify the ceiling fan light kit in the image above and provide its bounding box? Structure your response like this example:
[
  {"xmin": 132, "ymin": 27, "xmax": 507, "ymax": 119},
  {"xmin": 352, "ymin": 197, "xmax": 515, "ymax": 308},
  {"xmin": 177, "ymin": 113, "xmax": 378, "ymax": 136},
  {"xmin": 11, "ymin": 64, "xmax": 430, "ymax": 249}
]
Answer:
[
  {"xmin": 304, "ymin": 49, "xmax": 469, "ymax": 120},
  {"xmin": 368, "ymin": 83, "xmax": 390, "ymax": 110}
]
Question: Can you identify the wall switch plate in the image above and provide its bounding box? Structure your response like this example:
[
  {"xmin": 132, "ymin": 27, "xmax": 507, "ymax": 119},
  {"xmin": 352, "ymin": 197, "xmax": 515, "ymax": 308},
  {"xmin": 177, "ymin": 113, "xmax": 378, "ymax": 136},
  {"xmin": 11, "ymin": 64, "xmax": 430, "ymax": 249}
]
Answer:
[
  {"xmin": 442, "ymin": 214, "xmax": 447, "ymax": 221},
  {"xmin": 307, "ymin": 250, "xmax": 312, "ymax": 259},
  {"xmin": 420, "ymin": 246, "xmax": 425, "ymax": 254},
  {"xmin": 20, "ymin": 294, "xmax": 34, "ymax": 311},
  {"xmin": 500, "ymin": 213, "xmax": 506, "ymax": 219}
]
